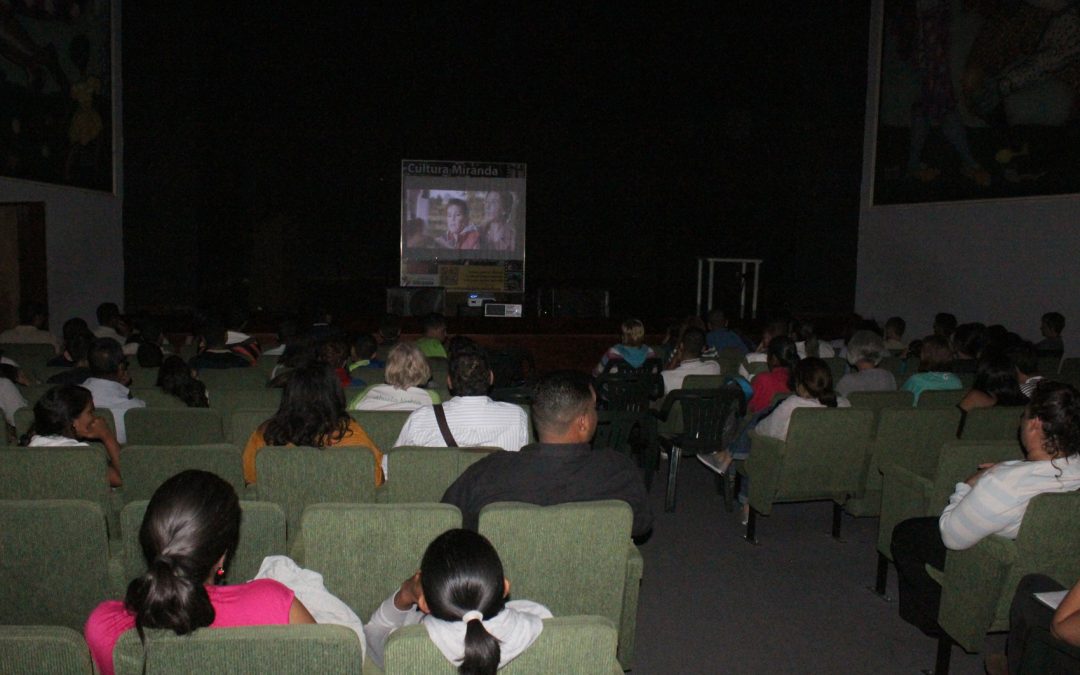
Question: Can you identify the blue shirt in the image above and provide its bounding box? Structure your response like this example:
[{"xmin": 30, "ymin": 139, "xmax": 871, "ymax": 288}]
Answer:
[{"xmin": 706, "ymin": 329, "xmax": 748, "ymax": 355}]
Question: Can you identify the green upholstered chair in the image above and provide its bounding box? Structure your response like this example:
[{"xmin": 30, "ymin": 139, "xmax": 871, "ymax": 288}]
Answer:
[
  {"xmin": 477, "ymin": 500, "xmax": 641, "ymax": 669},
  {"xmin": 380, "ymin": 616, "xmax": 622, "ymax": 675},
  {"xmin": 119, "ymin": 444, "xmax": 246, "ymax": 504},
  {"xmin": 26, "ymin": 366, "xmax": 73, "ymax": 384},
  {"xmin": 228, "ymin": 407, "xmax": 277, "ymax": 444},
  {"xmin": 348, "ymin": 410, "xmax": 411, "ymax": 453},
  {"xmin": 379, "ymin": 446, "xmax": 498, "ymax": 503},
  {"xmin": 197, "ymin": 367, "xmax": 269, "ymax": 390},
  {"xmin": 931, "ymin": 491, "xmax": 1080, "ymax": 673},
  {"xmin": 256, "ymin": 446, "xmax": 380, "ymax": 548},
  {"xmin": 299, "ymin": 503, "xmax": 461, "ymax": 623},
  {"xmin": 715, "ymin": 347, "xmax": 745, "ymax": 378},
  {"xmin": 1036, "ymin": 354, "xmax": 1062, "ymax": 376},
  {"xmin": 917, "ymin": 389, "xmax": 966, "ymax": 408},
  {"xmin": 128, "ymin": 387, "xmax": 186, "ymax": 408},
  {"xmin": 844, "ymin": 405, "xmax": 959, "ymax": 519},
  {"xmin": 121, "ymin": 500, "xmax": 285, "ymax": 587},
  {"xmin": 0, "ymin": 500, "xmax": 111, "ymax": 631},
  {"xmin": 210, "ymin": 388, "xmax": 282, "ymax": 429},
  {"xmin": 0, "ymin": 625, "xmax": 93, "ymax": 675},
  {"xmin": 879, "ymin": 356, "xmax": 906, "ymax": 384},
  {"xmin": 0, "ymin": 343, "xmax": 56, "ymax": 369},
  {"xmin": 846, "ymin": 390, "xmax": 915, "ymax": 426},
  {"xmin": 822, "ymin": 357, "xmax": 848, "ymax": 385},
  {"xmin": 959, "ymin": 405, "xmax": 1024, "ymax": 441},
  {"xmin": 0, "ymin": 445, "xmax": 115, "ymax": 538},
  {"xmin": 653, "ymin": 387, "xmax": 744, "ymax": 512},
  {"xmin": 740, "ymin": 407, "xmax": 875, "ymax": 542},
  {"xmin": 15, "ymin": 408, "xmax": 115, "ymax": 440},
  {"xmin": 17, "ymin": 383, "xmax": 54, "ymax": 408},
  {"xmin": 875, "ymin": 440, "xmax": 1022, "ymax": 595},
  {"xmin": 740, "ymin": 357, "xmax": 770, "ymax": 379},
  {"xmin": 124, "ymin": 407, "xmax": 226, "ymax": 445},
  {"xmin": 113, "ymin": 624, "xmax": 363, "ymax": 675}
]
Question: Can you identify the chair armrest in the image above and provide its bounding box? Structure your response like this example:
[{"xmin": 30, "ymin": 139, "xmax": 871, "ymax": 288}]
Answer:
[
  {"xmin": 619, "ymin": 542, "xmax": 644, "ymax": 669},
  {"xmin": 877, "ymin": 464, "xmax": 935, "ymax": 558},
  {"xmin": 937, "ymin": 536, "xmax": 1018, "ymax": 653},
  {"xmin": 744, "ymin": 432, "xmax": 786, "ymax": 516}
]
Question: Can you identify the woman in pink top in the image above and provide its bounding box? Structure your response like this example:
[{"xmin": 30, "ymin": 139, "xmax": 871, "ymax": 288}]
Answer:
[{"xmin": 85, "ymin": 470, "xmax": 314, "ymax": 675}]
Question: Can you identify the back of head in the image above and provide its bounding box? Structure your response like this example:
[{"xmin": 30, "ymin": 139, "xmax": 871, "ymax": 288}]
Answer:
[
  {"xmin": 66, "ymin": 331, "xmax": 94, "ymax": 364},
  {"xmin": 449, "ymin": 347, "xmax": 491, "ymax": 397},
  {"xmin": 62, "ymin": 317, "xmax": 90, "ymax": 343},
  {"xmin": 620, "ymin": 318, "xmax": 645, "ymax": 347},
  {"xmin": 933, "ymin": 312, "xmax": 957, "ymax": 338},
  {"xmin": 422, "ymin": 312, "xmax": 447, "ymax": 337},
  {"xmin": 199, "ymin": 322, "xmax": 228, "ymax": 350},
  {"xmin": 385, "ymin": 342, "xmax": 431, "ymax": 389},
  {"xmin": 89, "ymin": 338, "xmax": 125, "ymax": 378},
  {"xmin": 97, "ymin": 302, "xmax": 120, "ymax": 327},
  {"xmin": 265, "ymin": 361, "xmax": 349, "ymax": 446},
  {"xmin": 954, "ymin": 323, "xmax": 988, "ymax": 358},
  {"xmin": 1028, "ymin": 382, "xmax": 1080, "ymax": 459},
  {"xmin": 379, "ymin": 313, "xmax": 402, "ymax": 341},
  {"xmin": 884, "ymin": 316, "xmax": 905, "ymax": 339},
  {"xmin": 1011, "ymin": 343, "xmax": 1039, "ymax": 377},
  {"xmin": 794, "ymin": 357, "xmax": 837, "ymax": 407},
  {"xmin": 156, "ymin": 356, "xmax": 209, "ymax": 408},
  {"xmin": 421, "ymin": 529, "xmax": 507, "ymax": 675},
  {"xmin": 846, "ymin": 330, "xmax": 886, "ymax": 367},
  {"xmin": 531, "ymin": 370, "xmax": 593, "ymax": 440},
  {"xmin": 137, "ymin": 342, "xmax": 164, "ymax": 368},
  {"xmin": 918, "ymin": 336, "xmax": 953, "ymax": 373},
  {"xmin": 706, "ymin": 309, "xmax": 726, "ymax": 330},
  {"xmin": 796, "ymin": 320, "xmax": 822, "ymax": 357},
  {"xmin": 680, "ymin": 327, "xmax": 706, "ymax": 358},
  {"xmin": 318, "ymin": 336, "xmax": 349, "ymax": 369},
  {"xmin": 353, "ymin": 333, "xmax": 377, "ymax": 361},
  {"xmin": 763, "ymin": 318, "xmax": 790, "ymax": 345},
  {"xmin": 973, "ymin": 353, "xmax": 1024, "ymax": 405},
  {"xmin": 125, "ymin": 470, "xmax": 241, "ymax": 635},
  {"xmin": 31, "ymin": 384, "xmax": 91, "ymax": 438},
  {"xmin": 1043, "ymin": 311, "xmax": 1066, "ymax": 336},
  {"xmin": 19, "ymin": 299, "xmax": 46, "ymax": 326},
  {"xmin": 766, "ymin": 336, "xmax": 799, "ymax": 371}
]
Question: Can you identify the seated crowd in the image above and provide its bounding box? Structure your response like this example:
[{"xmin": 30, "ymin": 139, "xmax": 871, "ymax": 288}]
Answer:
[{"xmin": 2, "ymin": 299, "xmax": 1080, "ymax": 673}]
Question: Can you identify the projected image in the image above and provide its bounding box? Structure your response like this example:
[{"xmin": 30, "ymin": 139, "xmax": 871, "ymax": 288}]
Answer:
[{"xmin": 404, "ymin": 189, "xmax": 520, "ymax": 254}]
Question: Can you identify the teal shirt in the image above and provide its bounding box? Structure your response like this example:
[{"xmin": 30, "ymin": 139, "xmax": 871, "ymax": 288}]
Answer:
[{"xmin": 901, "ymin": 371, "xmax": 962, "ymax": 405}]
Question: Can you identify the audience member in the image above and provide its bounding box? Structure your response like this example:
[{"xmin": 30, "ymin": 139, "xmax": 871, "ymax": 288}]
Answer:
[
  {"xmin": 441, "ymin": 370, "xmax": 653, "ymax": 537},
  {"xmin": 157, "ymin": 355, "xmax": 210, "ymax": 407},
  {"xmin": 794, "ymin": 320, "xmax": 835, "ymax": 359},
  {"xmin": 933, "ymin": 312, "xmax": 958, "ymax": 342},
  {"xmin": 755, "ymin": 357, "xmax": 851, "ymax": 442},
  {"xmin": 348, "ymin": 333, "xmax": 384, "ymax": 373},
  {"xmin": 223, "ymin": 307, "xmax": 262, "ymax": 362},
  {"xmin": 81, "ymin": 338, "xmax": 146, "ymax": 444},
  {"xmin": 0, "ymin": 370, "xmax": 28, "ymax": 430},
  {"xmin": 1036, "ymin": 311, "xmax": 1066, "ymax": 356},
  {"xmin": 739, "ymin": 317, "xmax": 791, "ymax": 380},
  {"xmin": 365, "ymin": 529, "xmax": 550, "ymax": 670},
  {"xmin": 837, "ymin": 330, "xmax": 897, "ymax": 396},
  {"xmin": 0, "ymin": 299, "xmax": 60, "ymax": 353},
  {"xmin": 396, "ymin": 347, "xmax": 527, "ymax": 453},
  {"xmin": 189, "ymin": 322, "xmax": 252, "ymax": 371},
  {"xmin": 242, "ymin": 361, "xmax": 382, "ymax": 485},
  {"xmin": 45, "ymin": 331, "xmax": 93, "ymax": 384},
  {"xmin": 705, "ymin": 309, "xmax": 748, "ymax": 355},
  {"xmin": 744, "ymin": 336, "xmax": 798, "ymax": 414},
  {"xmin": 318, "ymin": 335, "xmax": 358, "ymax": 387},
  {"xmin": 892, "ymin": 382, "xmax": 1080, "ymax": 638},
  {"xmin": 900, "ymin": 335, "xmax": 962, "ymax": 405},
  {"xmin": 661, "ymin": 327, "xmax": 721, "ymax": 394},
  {"xmin": 93, "ymin": 302, "xmax": 127, "ymax": 342},
  {"xmin": 415, "ymin": 313, "xmax": 448, "ymax": 359},
  {"xmin": 47, "ymin": 317, "xmax": 93, "ymax": 366},
  {"xmin": 1012, "ymin": 344, "xmax": 1044, "ymax": 399},
  {"xmin": 351, "ymin": 342, "xmax": 440, "ymax": 411},
  {"xmin": 375, "ymin": 313, "xmax": 402, "ymax": 361},
  {"xmin": 884, "ymin": 316, "xmax": 907, "ymax": 353},
  {"xmin": 950, "ymin": 322, "xmax": 988, "ymax": 374},
  {"xmin": 262, "ymin": 318, "xmax": 297, "ymax": 357},
  {"xmin": 993, "ymin": 574, "xmax": 1080, "ymax": 674},
  {"xmin": 85, "ymin": 470, "xmax": 315, "ymax": 675},
  {"xmin": 593, "ymin": 318, "xmax": 657, "ymax": 375},
  {"xmin": 136, "ymin": 342, "xmax": 164, "ymax": 368},
  {"xmin": 23, "ymin": 384, "xmax": 121, "ymax": 486},
  {"xmin": 958, "ymin": 353, "xmax": 1027, "ymax": 412}
]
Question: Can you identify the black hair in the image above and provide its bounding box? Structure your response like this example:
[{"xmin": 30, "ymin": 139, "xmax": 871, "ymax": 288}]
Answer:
[
  {"xmin": 61, "ymin": 317, "xmax": 90, "ymax": 343},
  {"xmin": 420, "ymin": 529, "xmax": 507, "ymax": 675},
  {"xmin": 680, "ymin": 327, "xmax": 706, "ymax": 357},
  {"xmin": 263, "ymin": 361, "xmax": 351, "ymax": 447},
  {"xmin": 954, "ymin": 323, "xmax": 988, "ymax": 358},
  {"xmin": 1011, "ymin": 343, "xmax": 1039, "ymax": 377},
  {"xmin": 1028, "ymin": 382, "xmax": 1080, "ymax": 460},
  {"xmin": 972, "ymin": 353, "xmax": 1026, "ymax": 406},
  {"xmin": 447, "ymin": 335, "xmax": 477, "ymax": 358},
  {"xmin": 97, "ymin": 302, "xmax": 120, "ymax": 326},
  {"xmin": 766, "ymin": 336, "xmax": 799, "ymax": 374},
  {"xmin": 933, "ymin": 312, "xmax": 958, "ymax": 337},
  {"xmin": 137, "ymin": 343, "xmax": 164, "ymax": 368},
  {"xmin": 18, "ymin": 299, "xmax": 46, "ymax": 325},
  {"xmin": 378, "ymin": 313, "xmax": 402, "ymax": 341},
  {"xmin": 449, "ymin": 347, "xmax": 491, "ymax": 397},
  {"xmin": 1042, "ymin": 312, "xmax": 1066, "ymax": 335},
  {"xmin": 422, "ymin": 313, "xmax": 447, "ymax": 334},
  {"xmin": 353, "ymin": 333, "xmax": 378, "ymax": 361},
  {"xmin": 793, "ymin": 357, "xmax": 838, "ymax": 408},
  {"xmin": 918, "ymin": 335, "xmax": 953, "ymax": 373},
  {"xmin": 531, "ymin": 370, "xmax": 593, "ymax": 438},
  {"xmin": 795, "ymin": 321, "xmax": 823, "ymax": 358},
  {"xmin": 199, "ymin": 322, "xmax": 228, "ymax": 350},
  {"xmin": 884, "ymin": 316, "xmax": 906, "ymax": 337},
  {"xmin": 156, "ymin": 356, "xmax": 209, "ymax": 408},
  {"xmin": 124, "ymin": 470, "xmax": 241, "ymax": 636},
  {"xmin": 317, "ymin": 335, "xmax": 350, "ymax": 369},
  {"xmin": 88, "ymin": 338, "xmax": 126, "ymax": 377},
  {"xmin": 26, "ymin": 384, "xmax": 91, "ymax": 440}
]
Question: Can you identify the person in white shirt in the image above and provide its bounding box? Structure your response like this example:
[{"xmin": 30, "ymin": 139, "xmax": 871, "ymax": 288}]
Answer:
[
  {"xmin": 394, "ymin": 347, "xmax": 528, "ymax": 451},
  {"xmin": 755, "ymin": 357, "xmax": 851, "ymax": 441},
  {"xmin": 661, "ymin": 327, "xmax": 721, "ymax": 395},
  {"xmin": 794, "ymin": 320, "xmax": 835, "ymax": 359},
  {"xmin": 80, "ymin": 338, "xmax": 145, "ymax": 444},
  {"xmin": 365, "ymin": 529, "xmax": 551, "ymax": 670},
  {"xmin": 739, "ymin": 318, "xmax": 791, "ymax": 381},
  {"xmin": 892, "ymin": 381, "xmax": 1080, "ymax": 637},
  {"xmin": 25, "ymin": 384, "xmax": 123, "ymax": 486},
  {"xmin": 352, "ymin": 342, "xmax": 440, "ymax": 411},
  {"xmin": 0, "ymin": 300, "xmax": 61, "ymax": 353}
]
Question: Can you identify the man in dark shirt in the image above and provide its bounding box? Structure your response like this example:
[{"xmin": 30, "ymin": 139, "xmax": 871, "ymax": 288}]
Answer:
[{"xmin": 441, "ymin": 370, "xmax": 653, "ymax": 538}]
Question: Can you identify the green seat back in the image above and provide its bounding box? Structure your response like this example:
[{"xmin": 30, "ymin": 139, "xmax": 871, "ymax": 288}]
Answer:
[
  {"xmin": 229, "ymin": 408, "xmax": 277, "ymax": 444},
  {"xmin": 121, "ymin": 500, "xmax": 285, "ymax": 585},
  {"xmin": 0, "ymin": 500, "xmax": 110, "ymax": 630},
  {"xmin": 348, "ymin": 410, "xmax": 411, "ymax": 451},
  {"xmin": 0, "ymin": 446, "xmax": 110, "ymax": 518},
  {"xmin": 917, "ymin": 388, "xmax": 966, "ymax": 408},
  {"xmin": 124, "ymin": 407, "xmax": 225, "ymax": 445},
  {"xmin": 927, "ymin": 440, "xmax": 1024, "ymax": 512},
  {"xmin": 113, "ymin": 624, "xmax": 363, "ymax": 675},
  {"xmin": 876, "ymin": 406, "xmax": 964, "ymax": 479},
  {"xmin": 197, "ymin": 368, "xmax": 268, "ymax": 390},
  {"xmin": 119, "ymin": 444, "xmax": 246, "ymax": 504},
  {"xmin": 383, "ymin": 616, "xmax": 620, "ymax": 675},
  {"xmin": 128, "ymin": 387, "xmax": 187, "ymax": 408},
  {"xmin": 209, "ymin": 388, "xmax": 282, "ymax": 426},
  {"xmin": 879, "ymin": 356, "xmax": 906, "ymax": 381},
  {"xmin": 381, "ymin": 446, "xmax": 498, "ymax": 503},
  {"xmin": 256, "ymin": 446, "xmax": 379, "ymax": 543},
  {"xmin": 822, "ymin": 357, "xmax": 848, "ymax": 385},
  {"xmin": 300, "ymin": 503, "xmax": 461, "ymax": 621},
  {"xmin": 1036, "ymin": 355, "xmax": 1062, "ymax": 376},
  {"xmin": 0, "ymin": 344, "xmax": 56, "ymax": 369},
  {"xmin": 0, "ymin": 625, "xmax": 93, "ymax": 675},
  {"xmin": 682, "ymin": 374, "xmax": 723, "ymax": 390},
  {"xmin": 960, "ymin": 406, "xmax": 1024, "ymax": 441},
  {"xmin": 19, "ymin": 383, "xmax": 54, "ymax": 407},
  {"xmin": 847, "ymin": 390, "xmax": 915, "ymax": 425},
  {"xmin": 741, "ymin": 358, "xmax": 769, "ymax": 378}
]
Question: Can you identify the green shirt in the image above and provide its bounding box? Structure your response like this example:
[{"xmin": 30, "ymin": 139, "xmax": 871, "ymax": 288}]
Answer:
[{"xmin": 415, "ymin": 337, "xmax": 447, "ymax": 359}]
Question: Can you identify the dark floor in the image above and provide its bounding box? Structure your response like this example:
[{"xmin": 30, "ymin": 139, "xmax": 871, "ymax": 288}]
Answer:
[{"xmin": 632, "ymin": 458, "xmax": 994, "ymax": 674}]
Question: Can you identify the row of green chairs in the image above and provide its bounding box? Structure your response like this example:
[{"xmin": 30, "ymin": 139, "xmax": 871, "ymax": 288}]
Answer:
[{"xmin": 0, "ymin": 499, "xmax": 639, "ymax": 670}]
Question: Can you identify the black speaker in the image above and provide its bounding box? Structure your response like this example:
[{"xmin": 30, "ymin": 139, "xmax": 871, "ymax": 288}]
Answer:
[{"xmin": 387, "ymin": 287, "xmax": 446, "ymax": 317}]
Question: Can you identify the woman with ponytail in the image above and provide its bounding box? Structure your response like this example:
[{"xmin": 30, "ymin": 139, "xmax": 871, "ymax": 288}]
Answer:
[
  {"xmin": 755, "ymin": 357, "xmax": 850, "ymax": 441},
  {"xmin": 365, "ymin": 529, "xmax": 551, "ymax": 673},
  {"xmin": 84, "ymin": 470, "xmax": 314, "ymax": 675}
]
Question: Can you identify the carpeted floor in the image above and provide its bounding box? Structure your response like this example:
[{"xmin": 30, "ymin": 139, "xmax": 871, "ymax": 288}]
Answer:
[{"xmin": 630, "ymin": 458, "xmax": 994, "ymax": 674}]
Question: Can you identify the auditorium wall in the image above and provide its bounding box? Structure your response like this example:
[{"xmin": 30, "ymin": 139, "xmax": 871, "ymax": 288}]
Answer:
[{"xmin": 856, "ymin": 0, "xmax": 1080, "ymax": 355}]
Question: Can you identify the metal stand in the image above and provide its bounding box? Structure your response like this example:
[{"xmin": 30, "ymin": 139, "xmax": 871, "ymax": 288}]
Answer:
[{"xmin": 695, "ymin": 257, "xmax": 763, "ymax": 320}]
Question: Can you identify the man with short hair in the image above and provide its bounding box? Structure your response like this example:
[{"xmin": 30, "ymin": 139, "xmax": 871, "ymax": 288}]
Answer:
[
  {"xmin": 705, "ymin": 309, "xmax": 747, "ymax": 355},
  {"xmin": 394, "ymin": 347, "xmax": 528, "ymax": 451},
  {"xmin": 662, "ymin": 327, "xmax": 721, "ymax": 394},
  {"xmin": 81, "ymin": 338, "xmax": 146, "ymax": 444},
  {"xmin": 415, "ymin": 313, "xmax": 448, "ymax": 359},
  {"xmin": 0, "ymin": 300, "xmax": 61, "ymax": 353},
  {"xmin": 93, "ymin": 302, "xmax": 127, "ymax": 342},
  {"xmin": 441, "ymin": 370, "xmax": 653, "ymax": 538},
  {"xmin": 1037, "ymin": 311, "xmax": 1066, "ymax": 356}
]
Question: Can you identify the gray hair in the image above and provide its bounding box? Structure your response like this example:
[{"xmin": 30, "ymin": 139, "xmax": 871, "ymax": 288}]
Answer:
[{"xmin": 846, "ymin": 330, "xmax": 887, "ymax": 367}]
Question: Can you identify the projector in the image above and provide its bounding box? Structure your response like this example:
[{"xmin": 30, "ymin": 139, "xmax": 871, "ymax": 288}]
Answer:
[
  {"xmin": 483, "ymin": 303, "xmax": 522, "ymax": 318},
  {"xmin": 467, "ymin": 293, "xmax": 496, "ymax": 308}
]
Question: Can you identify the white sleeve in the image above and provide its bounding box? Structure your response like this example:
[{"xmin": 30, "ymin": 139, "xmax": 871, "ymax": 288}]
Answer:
[
  {"xmin": 938, "ymin": 471, "xmax": 1018, "ymax": 550},
  {"xmin": 364, "ymin": 593, "xmax": 423, "ymax": 668}
]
